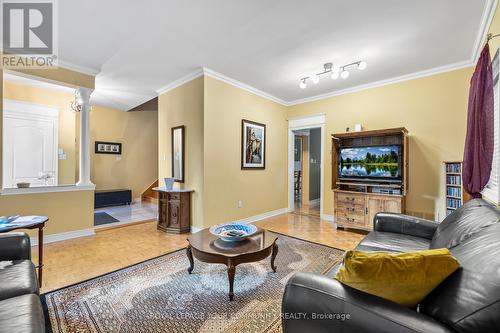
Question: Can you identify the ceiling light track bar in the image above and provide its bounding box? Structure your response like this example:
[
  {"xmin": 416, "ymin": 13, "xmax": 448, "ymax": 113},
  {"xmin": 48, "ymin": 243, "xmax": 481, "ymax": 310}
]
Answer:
[{"xmin": 299, "ymin": 60, "xmax": 367, "ymax": 89}]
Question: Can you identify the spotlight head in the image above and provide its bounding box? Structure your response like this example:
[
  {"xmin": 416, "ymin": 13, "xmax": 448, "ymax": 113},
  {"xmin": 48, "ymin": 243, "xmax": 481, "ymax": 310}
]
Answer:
[
  {"xmin": 331, "ymin": 71, "xmax": 339, "ymax": 80},
  {"xmin": 299, "ymin": 80, "xmax": 307, "ymax": 89},
  {"xmin": 341, "ymin": 70, "xmax": 349, "ymax": 79},
  {"xmin": 358, "ymin": 61, "xmax": 367, "ymax": 70}
]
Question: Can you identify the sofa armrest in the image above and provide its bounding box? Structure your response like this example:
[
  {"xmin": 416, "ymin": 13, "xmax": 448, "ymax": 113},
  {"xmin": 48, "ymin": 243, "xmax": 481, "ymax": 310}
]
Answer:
[
  {"xmin": 0, "ymin": 232, "xmax": 31, "ymax": 260},
  {"xmin": 282, "ymin": 272, "xmax": 454, "ymax": 333},
  {"xmin": 373, "ymin": 213, "xmax": 438, "ymax": 240}
]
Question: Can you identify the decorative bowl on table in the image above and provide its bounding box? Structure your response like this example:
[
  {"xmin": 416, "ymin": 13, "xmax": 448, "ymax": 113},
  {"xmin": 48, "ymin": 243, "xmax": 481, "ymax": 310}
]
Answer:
[{"xmin": 209, "ymin": 223, "xmax": 258, "ymax": 242}]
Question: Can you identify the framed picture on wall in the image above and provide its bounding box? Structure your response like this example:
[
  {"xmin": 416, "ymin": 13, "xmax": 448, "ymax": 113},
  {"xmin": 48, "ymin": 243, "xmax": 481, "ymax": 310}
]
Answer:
[
  {"xmin": 241, "ymin": 119, "xmax": 266, "ymax": 169},
  {"xmin": 95, "ymin": 141, "xmax": 122, "ymax": 155}
]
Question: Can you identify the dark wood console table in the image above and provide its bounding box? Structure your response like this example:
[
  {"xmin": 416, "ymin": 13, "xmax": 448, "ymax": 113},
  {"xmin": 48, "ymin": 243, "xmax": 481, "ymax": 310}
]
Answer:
[
  {"xmin": 0, "ymin": 216, "xmax": 48, "ymax": 287},
  {"xmin": 153, "ymin": 188, "xmax": 193, "ymax": 234}
]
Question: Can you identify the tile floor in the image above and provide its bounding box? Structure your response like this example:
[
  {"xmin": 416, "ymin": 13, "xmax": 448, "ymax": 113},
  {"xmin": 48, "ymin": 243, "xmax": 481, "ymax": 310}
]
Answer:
[{"xmin": 94, "ymin": 201, "xmax": 158, "ymax": 228}]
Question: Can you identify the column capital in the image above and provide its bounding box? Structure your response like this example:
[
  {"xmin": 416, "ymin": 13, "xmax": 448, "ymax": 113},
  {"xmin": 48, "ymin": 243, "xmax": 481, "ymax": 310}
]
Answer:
[{"xmin": 75, "ymin": 87, "xmax": 93, "ymax": 105}]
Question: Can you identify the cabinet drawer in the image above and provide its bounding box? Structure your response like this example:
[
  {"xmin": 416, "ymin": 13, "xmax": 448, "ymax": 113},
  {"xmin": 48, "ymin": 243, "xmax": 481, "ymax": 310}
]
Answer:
[
  {"xmin": 336, "ymin": 193, "xmax": 365, "ymax": 205},
  {"xmin": 337, "ymin": 208, "xmax": 365, "ymax": 219},
  {"xmin": 336, "ymin": 215, "xmax": 365, "ymax": 227},
  {"xmin": 337, "ymin": 202, "xmax": 365, "ymax": 215}
]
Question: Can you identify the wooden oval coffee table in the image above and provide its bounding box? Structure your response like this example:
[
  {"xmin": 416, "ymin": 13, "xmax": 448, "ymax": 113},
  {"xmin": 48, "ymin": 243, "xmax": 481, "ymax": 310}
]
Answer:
[{"xmin": 186, "ymin": 227, "xmax": 278, "ymax": 301}]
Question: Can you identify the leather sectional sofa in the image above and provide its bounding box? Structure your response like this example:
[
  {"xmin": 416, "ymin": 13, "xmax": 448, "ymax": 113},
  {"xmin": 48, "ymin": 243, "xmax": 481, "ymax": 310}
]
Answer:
[
  {"xmin": 282, "ymin": 199, "xmax": 500, "ymax": 333},
  {"xmin": 0, "ymin": 232, "xmax": 44, "ymax": 333}
]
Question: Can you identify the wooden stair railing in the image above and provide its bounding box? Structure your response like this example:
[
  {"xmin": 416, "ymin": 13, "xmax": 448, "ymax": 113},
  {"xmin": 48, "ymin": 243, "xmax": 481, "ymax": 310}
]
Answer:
[{"xmin": 141, "ymin": 179, "xmax": 159, "ymax": 203}]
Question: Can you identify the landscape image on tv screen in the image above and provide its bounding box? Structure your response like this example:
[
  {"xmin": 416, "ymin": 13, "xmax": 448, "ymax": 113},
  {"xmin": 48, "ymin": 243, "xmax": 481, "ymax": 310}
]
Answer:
[{"xmin": 339, "ymin": 145, "xmax": 401, "ymax": 179}]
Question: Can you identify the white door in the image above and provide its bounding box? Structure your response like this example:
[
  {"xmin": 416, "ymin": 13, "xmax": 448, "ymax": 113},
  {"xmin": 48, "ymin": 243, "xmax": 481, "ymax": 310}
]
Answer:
[{"xmin": 3, "ymin": 100, "xmax": 59, "ymax": 188}]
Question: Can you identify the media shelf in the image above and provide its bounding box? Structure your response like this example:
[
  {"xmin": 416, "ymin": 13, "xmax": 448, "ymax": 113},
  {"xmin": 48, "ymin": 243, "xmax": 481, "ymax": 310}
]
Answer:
[
  {"xmin": 332, "ymin": 127, "xmax": 408, "ymax": 231},
  {"xmin": 444, "ymin": 161, "xmax": 470, "ymax": 216}
]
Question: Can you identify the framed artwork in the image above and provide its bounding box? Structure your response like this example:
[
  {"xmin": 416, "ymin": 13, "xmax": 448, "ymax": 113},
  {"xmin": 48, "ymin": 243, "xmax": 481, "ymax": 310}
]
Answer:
[
  {"xmin": 171, "ymin": 125, "xmax": 185, "ymax": 182},
  {"xmin": 241, "ymin": 119, "xmax": 266, "ymax": 169},
  {"xmin": 95, "ymin": 141, "xmax": 122, "ymax": 155}
]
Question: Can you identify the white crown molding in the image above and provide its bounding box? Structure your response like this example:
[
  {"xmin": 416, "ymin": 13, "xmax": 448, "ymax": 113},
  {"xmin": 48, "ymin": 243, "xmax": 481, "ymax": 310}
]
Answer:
[
  {"xmin": 57, "ymin": 60, "xmax": 100, "ymax": 76},
  {"xmin": 471, "ymin": 0, "xmax": 498, "ymax": 63},
  {"xmin": 30, "ymin": 228, "xmax": 95, "ymax": 246},
  {"xmin": 287, "ymin": 60, "xmax": 473, "ymax": 106},
  {"xmin": 147, "ymin": 0, "xmax": 498, "ymax": 108},
  {"xmin": 156, "ymin": 68, "xmax": 204, "ymax": 95},
  {"xmin": 3, "ymin": 72, "xmax": 75, "ymax": 93},
  {"xmin": 202, "ymin": 67, "xmax": 288, "ymax": 106}
]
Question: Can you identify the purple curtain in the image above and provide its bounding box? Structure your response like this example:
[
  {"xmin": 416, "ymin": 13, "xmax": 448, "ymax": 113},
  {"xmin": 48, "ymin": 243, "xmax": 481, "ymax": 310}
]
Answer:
[{"xmin": 463, "ymin": 44, "xmax": 494, "ymax": 198}]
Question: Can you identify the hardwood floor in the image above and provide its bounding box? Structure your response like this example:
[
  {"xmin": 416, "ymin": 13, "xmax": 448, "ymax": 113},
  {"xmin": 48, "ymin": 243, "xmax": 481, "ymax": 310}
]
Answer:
[{"xmin": 33, "ymin": 213, "xmax": 366, "ymax": 293}]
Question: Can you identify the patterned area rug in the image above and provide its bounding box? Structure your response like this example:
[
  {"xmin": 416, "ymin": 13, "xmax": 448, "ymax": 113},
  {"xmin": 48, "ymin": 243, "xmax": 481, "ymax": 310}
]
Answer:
[{"xmin": 43, "ymin": 233, "xmax": 344, "ymax": 333}]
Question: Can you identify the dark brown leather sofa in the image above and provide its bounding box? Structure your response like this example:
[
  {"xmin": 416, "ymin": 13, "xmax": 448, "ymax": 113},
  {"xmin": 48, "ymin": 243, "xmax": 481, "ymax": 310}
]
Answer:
[
  {"xmin": 282, "ymin": 199, "xmax": 500, "ymax": 333},
  {"xmin": 0, "ymin": 232, "xmax": 44, "ymax": 333}
]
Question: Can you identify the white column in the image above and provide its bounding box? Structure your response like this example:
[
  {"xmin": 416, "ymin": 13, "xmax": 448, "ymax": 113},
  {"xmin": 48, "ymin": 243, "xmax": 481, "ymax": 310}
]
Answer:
[{"xmin": 76, "ymin": 87, "xmax": 95, "ymax": 187}]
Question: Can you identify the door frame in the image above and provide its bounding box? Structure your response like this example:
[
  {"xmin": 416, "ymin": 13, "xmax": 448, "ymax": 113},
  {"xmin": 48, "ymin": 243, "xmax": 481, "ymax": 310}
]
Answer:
[
  {"xmin": 3, "ymin": 99, "xmax": 59, "ymax": 188},
  {"xmin": 288, "ymin": 114, "xmax": 325, "ymax": 218}
]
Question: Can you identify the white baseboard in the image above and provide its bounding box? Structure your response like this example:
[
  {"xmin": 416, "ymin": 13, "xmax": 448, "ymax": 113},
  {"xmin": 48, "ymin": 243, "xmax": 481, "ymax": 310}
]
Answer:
[
  {"xmin": 321, "ymin": 214, "xmax": 334, "ymax": 222},
  {"xmin": 309, "ymin": 198, "xmax": 320, "ymax": 206},
  {"xmin": 30, "ymin": 228, "xmax": 95, "ymax": 246},
  {"xmin": 191, "ymin": 207, "xmax": 288, "ymax": 232},
  {"xmin": 231, "ymin": 208, "xmax": 289, "ymax": 225},
  {"xmin": 191, "ymin": 226, "xmax": 202, "ymax": 233}
]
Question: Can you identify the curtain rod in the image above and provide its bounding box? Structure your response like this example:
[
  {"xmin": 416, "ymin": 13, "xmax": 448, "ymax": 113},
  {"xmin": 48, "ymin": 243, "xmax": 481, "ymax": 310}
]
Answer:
[{"xmin": 487, "ymin": 33, "xmax": 500, "ymax": 41}]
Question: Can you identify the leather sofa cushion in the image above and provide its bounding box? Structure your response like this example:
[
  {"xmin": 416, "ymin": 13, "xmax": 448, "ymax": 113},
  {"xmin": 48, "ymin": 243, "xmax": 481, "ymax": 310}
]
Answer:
[
  {"xmin": 421, "ymin": 222, "xmax": 500, "ymax": 332},
  {"xmin": 0, "ymin": 260, "xmax": 38, "ymax": 301},
  {"xmin": 430, "ymin": 199, "xmax": 499, "ymax": 249},
  {"xmin": 355, "ymin": 231, "xmax": 430, "ymax": 253},
  {"xmin": 0, "ymin": 294, "xmax": 44, "ymax": 333}
]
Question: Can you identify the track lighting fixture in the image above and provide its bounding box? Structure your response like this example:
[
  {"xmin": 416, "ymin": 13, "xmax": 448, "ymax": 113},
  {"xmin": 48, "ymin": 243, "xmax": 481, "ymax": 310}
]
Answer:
[{"xmin": 299, "ymin": 60, "xmax": 366, "ymax": 88}]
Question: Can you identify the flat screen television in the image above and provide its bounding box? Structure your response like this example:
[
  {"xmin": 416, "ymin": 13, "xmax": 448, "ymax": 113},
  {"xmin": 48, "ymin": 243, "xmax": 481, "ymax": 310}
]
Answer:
[{"xmin": 338, "ymin": 145, "xmax": 402, "ymax": 181}]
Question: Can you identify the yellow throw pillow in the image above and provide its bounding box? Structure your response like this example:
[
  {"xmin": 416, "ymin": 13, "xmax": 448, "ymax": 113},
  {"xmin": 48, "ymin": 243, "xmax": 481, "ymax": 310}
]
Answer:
[{"xmin": 335, "ymin": 248, "xmax": 460, "ymax": 308}]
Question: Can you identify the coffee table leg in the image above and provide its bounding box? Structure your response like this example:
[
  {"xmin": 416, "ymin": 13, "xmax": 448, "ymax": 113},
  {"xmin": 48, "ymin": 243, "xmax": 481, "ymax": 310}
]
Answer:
[
  {"xmin": 227, "ymin": 260, "xmax": 235, "ymax": 301},
  {"xmin": 270, "ymin": 242, "xmax": 278, "ymax": 273},
  {"xmin": 186, "ymin": 245, "xmax": 194, "ymax": 274}
]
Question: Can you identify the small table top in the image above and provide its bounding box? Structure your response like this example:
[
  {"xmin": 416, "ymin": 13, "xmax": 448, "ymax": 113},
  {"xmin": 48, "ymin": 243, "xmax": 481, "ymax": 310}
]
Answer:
[
  {"xmin": 153, "ymin": 187, "xmax": 194, "ymax": 193},
  {"xmin": 187, "ymin": 227, "xmax": 278, "ymax": 257},
  {"xmin": 0, "ymin": 215, "xmax": 48, "ymax": 232}
]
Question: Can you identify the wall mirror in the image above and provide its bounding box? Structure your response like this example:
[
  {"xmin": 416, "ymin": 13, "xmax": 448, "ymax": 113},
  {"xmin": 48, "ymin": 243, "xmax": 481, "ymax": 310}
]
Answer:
[{"xmin": 171, "ymin": 125, "xmax": 185, "ymax": 183}]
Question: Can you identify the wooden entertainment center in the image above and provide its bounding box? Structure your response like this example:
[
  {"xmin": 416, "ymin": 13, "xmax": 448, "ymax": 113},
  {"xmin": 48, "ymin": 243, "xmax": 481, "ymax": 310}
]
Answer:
[{"xmin": 332, "ymin": 127, "xmax": 408, "ymax": 231}]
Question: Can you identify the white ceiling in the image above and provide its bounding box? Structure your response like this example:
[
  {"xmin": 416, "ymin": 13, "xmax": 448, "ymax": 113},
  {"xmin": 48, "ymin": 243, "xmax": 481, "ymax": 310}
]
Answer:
[{"xmin": 56, "ymin": 0, "xmax": 493, "ymax": 110}]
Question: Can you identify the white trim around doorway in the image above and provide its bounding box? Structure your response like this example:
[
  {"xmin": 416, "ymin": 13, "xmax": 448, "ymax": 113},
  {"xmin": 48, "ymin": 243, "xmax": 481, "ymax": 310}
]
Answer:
[{"xmin": 287, "ymin": 114, "xmax": 326, "ymax": 219}]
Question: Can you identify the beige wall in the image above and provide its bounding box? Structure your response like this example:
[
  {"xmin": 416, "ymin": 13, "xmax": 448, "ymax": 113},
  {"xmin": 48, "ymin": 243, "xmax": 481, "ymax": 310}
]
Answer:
[
  {"xmin": 0, "ymin": 191, "xmax": 94, "ymax": 237},
  {"xmin": 3, "ymin": 81, "xmax": 77, "ymax": 185},
  {"xmin": 158, "ymin": 77, "xmax": 204, "ymax": 228},
  {"xmin": 0, "ymin": 67, "xmax": 95, "ymax": 237},
  {"xmin": 288, "ymin": 68, "xmax": 473, "ymax": 220},
  {"xmin": 90, "ymin": 107, "xmax": 158, "ymax": 199},
  {"xmin": 10, "ymin": 67, "xmax": 95, "ymax": 90},
  {"xmin": 203, "ymin": 76, "xmax": 288, "ymax": 227}
]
